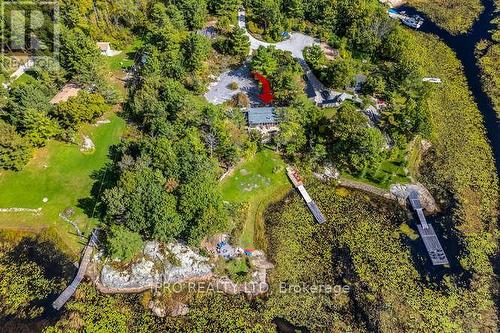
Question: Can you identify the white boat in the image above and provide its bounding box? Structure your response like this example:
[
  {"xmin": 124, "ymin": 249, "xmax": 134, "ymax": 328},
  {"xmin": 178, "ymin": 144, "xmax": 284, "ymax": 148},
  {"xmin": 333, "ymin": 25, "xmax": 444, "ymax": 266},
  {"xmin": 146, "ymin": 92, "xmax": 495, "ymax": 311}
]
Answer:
[
  {"xmin": 401, "ymin": 13, "xmax": 424, "ymax": 29},
  {"xmin": 422, "ymin": 77, "xmax": 442, "ymax": 83},
  {"xmin": 388, "ymin": 9, "xmax": 424, "ymax": 29}
]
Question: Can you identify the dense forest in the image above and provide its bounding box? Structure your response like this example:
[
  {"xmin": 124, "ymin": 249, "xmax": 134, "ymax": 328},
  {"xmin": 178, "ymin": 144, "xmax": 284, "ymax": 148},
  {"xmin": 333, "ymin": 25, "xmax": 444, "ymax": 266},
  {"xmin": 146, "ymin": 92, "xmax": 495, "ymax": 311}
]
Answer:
[{"xmin": 0, "ymin": 0, "xmax": 497, "ymax": 332}]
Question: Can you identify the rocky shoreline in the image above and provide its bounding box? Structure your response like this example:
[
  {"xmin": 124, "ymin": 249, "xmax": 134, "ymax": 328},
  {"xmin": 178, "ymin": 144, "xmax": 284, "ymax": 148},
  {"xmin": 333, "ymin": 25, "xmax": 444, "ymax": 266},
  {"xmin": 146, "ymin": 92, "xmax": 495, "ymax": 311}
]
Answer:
[{"xmin": 86, "ymin": 239, "xmax": 274, "ymax": 317}]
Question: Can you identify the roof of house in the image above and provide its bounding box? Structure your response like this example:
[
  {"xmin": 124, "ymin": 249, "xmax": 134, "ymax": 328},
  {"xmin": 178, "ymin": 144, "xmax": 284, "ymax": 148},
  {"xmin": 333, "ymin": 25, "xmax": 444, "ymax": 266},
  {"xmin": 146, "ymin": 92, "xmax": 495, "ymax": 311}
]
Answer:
[
  {"xmin": 247, "ymin": 107, "xmax": 278, "ymax": 126},
  {"xmin": 49, "ymin": 83, "xmax": 81, "ymax": 104}
]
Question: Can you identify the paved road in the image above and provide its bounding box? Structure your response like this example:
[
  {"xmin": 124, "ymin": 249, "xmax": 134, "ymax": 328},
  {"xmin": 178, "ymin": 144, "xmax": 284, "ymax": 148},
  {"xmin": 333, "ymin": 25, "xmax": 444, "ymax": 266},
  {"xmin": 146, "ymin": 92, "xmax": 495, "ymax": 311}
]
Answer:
[
  {"xmin": 205, "ymin": 11, "xmax": 330, "ymax": 105},
  {"xmin": 237, "ymin": 10, "xmax": 317, "ymax": 59}
]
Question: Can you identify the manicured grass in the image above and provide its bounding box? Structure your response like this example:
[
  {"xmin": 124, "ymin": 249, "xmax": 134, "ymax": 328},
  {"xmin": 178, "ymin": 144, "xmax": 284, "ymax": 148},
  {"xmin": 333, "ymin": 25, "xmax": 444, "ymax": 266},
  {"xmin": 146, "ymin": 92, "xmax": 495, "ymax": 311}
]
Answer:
[
  {"xmin": 106, "ymin": 39, "xmax": 142, "ymax": 71},
  {"xmin": 220, "ymin": 149, "xmax": 291, "ymax": 249},
  {"xmin": 0, "ymin": 113, "xmax": 125, "ymax": 255}
]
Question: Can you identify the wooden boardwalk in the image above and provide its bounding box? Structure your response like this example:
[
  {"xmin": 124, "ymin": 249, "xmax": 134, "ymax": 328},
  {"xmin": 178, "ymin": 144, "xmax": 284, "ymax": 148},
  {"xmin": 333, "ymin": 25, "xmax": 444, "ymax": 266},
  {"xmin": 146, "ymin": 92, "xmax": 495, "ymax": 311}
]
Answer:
[
  {"xmin": 52, "ymin": 229, "xmax": 99, "ymax": 310},
  {"xmin": 286, "ymin": 167, "xmax": 326, "ymax": 224}
]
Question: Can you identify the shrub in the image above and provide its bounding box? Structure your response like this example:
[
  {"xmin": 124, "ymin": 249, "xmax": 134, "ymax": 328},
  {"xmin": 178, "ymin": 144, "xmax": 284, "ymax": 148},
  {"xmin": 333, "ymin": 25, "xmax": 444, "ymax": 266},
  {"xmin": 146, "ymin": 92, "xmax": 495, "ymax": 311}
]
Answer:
[
  {"xmin": 228, "ymin": 81, "xmax": 238, "ymax": 90},
  {"xmin": 232, "ymin": 92, "xmax": 250, "ymax": 108},
  {"xmin": 52, "ymin": 92, "xmax": 110, "ymax": 130},
  {"xmin": 225, "ymin": 258, "xmax": 251, "ymax": 283},
  {"xmin": 106, "ymin": 225, "xmax": 144, "ymax": 262},
  {"xmin": 247, "ymin": 21, "xmax": 263, "ymax": 35},
  {"xmin": 0, "ymin": 121, "xmax": 32, "ymax": 170}
]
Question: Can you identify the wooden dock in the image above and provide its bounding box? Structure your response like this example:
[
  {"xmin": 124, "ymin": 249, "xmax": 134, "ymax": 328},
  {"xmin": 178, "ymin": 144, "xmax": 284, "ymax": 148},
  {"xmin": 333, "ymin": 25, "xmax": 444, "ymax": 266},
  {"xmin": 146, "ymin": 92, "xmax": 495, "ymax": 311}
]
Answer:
[
  {"xmin": 52, "ymin": 229, "xmax": 99, "ymax": 310},
  {"xmin": 286, "ymin": 167, "xmax": 326, "ymax": 224},
  {"xmin": 408, "ymin": 191, "xmax": 448, "ymax": 266}
]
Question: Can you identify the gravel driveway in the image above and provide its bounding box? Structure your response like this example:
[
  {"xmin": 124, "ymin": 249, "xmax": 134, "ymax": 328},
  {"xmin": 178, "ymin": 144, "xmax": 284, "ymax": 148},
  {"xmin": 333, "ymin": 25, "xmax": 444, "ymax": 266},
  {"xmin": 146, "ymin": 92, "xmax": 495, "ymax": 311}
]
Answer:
[{"xmin": 204, "ymin": 64, "xmax": 260, "ymax": 105}]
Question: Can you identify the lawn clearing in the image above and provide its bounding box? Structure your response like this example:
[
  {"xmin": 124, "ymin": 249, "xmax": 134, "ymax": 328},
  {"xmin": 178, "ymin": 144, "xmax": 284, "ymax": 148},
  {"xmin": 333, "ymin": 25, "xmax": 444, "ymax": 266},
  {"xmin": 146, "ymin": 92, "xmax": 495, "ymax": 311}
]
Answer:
[
  {"xmin": 104, "ymin": 38, "xmax": 142, "ymax": 98},
  {"xmin": 344, "ymin": 146, "xmax": 412, "ymax": 189},
  {"xmin": 0, "ymin": 113, "xmax": 125, "ymax": 255},
  {"xmin": 220, "ymin": 149, "xmax": 291, "ymax": 249}
]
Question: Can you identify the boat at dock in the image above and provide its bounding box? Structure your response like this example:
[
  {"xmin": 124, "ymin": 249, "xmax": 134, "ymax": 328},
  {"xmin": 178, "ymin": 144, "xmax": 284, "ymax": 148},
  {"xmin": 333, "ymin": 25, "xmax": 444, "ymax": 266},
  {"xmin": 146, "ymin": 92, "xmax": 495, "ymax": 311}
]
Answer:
[{"xmin": 388, "ymin": 8, "xmax": 424, "ymax": 29}]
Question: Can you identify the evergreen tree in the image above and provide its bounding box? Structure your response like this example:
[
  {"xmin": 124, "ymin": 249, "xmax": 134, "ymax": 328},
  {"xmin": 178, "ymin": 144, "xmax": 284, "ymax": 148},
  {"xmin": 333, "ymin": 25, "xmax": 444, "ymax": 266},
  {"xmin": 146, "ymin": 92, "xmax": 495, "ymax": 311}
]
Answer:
[
  {"xmin": 0, "ymin": 121, "xmax": 32, "ymax": 170},
  {"xmin": 229, "ymin": 27, "xmax": 250, "ymax": 59}
]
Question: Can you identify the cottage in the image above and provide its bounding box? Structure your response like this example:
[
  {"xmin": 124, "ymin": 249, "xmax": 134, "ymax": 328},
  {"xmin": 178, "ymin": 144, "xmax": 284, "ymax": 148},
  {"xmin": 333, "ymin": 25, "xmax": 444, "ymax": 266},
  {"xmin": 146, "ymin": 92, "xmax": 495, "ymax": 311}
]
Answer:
[
  {"xmin": 321, "ymin": 92, "xmax": 352, "ymax": 107},
  {"xmin": 246, "ymin": 107, "xmax": 280, "ymax": 134}
]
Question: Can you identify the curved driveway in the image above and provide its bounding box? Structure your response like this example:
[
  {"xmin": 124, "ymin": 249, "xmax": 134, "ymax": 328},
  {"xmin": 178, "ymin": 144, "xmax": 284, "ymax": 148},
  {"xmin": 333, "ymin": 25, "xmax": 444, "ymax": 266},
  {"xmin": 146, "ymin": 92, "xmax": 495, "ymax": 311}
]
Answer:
[{"xmin": 237, "ymin": 10, "xmax": 326, "ymax": 103}]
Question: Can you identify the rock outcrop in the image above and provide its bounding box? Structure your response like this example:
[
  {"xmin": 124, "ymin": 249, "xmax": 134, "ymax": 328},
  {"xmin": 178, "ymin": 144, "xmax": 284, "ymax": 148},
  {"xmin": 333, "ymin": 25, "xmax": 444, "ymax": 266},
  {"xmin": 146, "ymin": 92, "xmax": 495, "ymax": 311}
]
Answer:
[
  {"xmin": 390, "ymin": 182, "xmax": 440, "ymax": 213},
  {"xmin": 213, "ymin": 250, "xmax": 274, "ymax": 296},
  {"xmin": 99, "ymin": 241, "xmax": 213, "ymax": 291},
  {"xmin": 92, "ymin": 239, "xmax": 275, "ymax": 317},
  {"xmin": 80, "ymin": 136, "xmax": 95, "ymax": 152}
]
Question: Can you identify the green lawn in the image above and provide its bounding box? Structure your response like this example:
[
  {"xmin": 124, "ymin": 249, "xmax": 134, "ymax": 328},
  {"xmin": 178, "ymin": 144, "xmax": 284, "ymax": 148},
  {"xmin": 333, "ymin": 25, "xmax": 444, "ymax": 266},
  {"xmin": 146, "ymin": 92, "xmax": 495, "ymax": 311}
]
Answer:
[
  {"xmin": 220, "ymin": 149, "xmax": 291, "ymax": 249},
  {"xmin": 0, "ymin": 113, "xmax": 125, "ymax": 255},
  {"xmin": 106, "ymin": 39, "xmax": 142, "ymax": 71},
  {"xmin": 11, "ymin": 71, "xmax": 37, "ymax": 86},
  {"xmin": 344, "ymin": 146, "xmax": 412, "ymax": 189}
]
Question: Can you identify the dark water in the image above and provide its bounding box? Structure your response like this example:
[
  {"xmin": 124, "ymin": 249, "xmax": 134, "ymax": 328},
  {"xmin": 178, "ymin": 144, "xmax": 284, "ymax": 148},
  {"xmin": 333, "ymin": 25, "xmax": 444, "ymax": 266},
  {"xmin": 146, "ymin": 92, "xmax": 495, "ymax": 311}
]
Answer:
[
  {"xmin": 274, "ymin": 317, "xmax": 310, "ymax": 333},
  {"xmin": 404, "ymin": 212, "xmax": 473, "ymax": 286},
  {"xmin": 399, "ymin": 0, "xmax": 500, "ymax": 176}
]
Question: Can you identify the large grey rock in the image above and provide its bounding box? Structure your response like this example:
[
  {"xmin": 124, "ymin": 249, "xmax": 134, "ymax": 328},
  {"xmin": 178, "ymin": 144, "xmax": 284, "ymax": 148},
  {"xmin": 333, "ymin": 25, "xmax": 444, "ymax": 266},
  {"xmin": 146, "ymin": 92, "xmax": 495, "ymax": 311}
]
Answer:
[
  {"xmin": 390, "ymin": 183, "xmax": 440, "ymax": 213},
  {"xmin": 100, "ymin": 241, "xmax": 212, "ymax": 290},
  {"xmin": 162, "ymin": 242, "xmax": 212, "ymax": 283}
]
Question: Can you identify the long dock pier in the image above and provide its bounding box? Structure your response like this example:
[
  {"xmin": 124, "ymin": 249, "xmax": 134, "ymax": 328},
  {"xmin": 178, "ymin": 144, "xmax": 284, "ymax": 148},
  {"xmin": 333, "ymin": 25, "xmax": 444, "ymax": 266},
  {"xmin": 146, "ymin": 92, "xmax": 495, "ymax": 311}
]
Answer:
[
  {"xmin": 408, "ymin": 191, "xmax": 448, "ymax": 266},
  {"xmin": 52, "ymin": 229, "xmax": 99, "ymax": 310},
  {"xmin": 286, "ymin": 167, "xmax": 326, "ymax": 224}
]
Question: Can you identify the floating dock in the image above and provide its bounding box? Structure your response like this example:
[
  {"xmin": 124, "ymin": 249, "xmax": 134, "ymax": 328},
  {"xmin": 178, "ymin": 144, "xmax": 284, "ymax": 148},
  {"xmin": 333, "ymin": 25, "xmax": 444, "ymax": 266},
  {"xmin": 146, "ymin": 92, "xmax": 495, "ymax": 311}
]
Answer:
[
  {"xmin": 408, "ymin": 191, "xmax": 448, "ymax": 266},
  {"xmin": 286, "ymin": 167, "xmax": 326, "ymax": 224}
]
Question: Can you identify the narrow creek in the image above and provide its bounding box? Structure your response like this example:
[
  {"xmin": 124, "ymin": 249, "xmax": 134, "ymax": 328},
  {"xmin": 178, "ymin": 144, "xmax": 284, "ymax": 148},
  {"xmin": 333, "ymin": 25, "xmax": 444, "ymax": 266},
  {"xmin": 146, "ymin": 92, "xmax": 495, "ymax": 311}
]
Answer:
[{"xmin": 400, "ymin": 0, "xmax": 500, "ymax": 176}]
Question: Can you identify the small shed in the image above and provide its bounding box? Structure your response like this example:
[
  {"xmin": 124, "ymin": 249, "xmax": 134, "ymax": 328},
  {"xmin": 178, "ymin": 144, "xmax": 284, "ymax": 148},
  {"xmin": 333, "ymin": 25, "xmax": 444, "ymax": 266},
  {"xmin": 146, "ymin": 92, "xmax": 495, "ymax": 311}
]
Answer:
[{"xmin": 246, "ymin": 107, "xmax": 280, "ymax": 137}]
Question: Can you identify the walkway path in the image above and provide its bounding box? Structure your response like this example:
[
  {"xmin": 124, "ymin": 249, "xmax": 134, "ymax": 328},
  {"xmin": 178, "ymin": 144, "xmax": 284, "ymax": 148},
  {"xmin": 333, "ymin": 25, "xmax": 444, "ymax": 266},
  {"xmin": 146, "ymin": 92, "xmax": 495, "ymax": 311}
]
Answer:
[
  {"xmin": 286, "ymin": 166, "xmax": 326, "ymax": 223},
  {"xmin": 52, "ymin": 229, "xmax": 99, "ymax": 310},
  {"xmin": 10, "ymin": 58, "xmax": 34, "ymax": 80}
]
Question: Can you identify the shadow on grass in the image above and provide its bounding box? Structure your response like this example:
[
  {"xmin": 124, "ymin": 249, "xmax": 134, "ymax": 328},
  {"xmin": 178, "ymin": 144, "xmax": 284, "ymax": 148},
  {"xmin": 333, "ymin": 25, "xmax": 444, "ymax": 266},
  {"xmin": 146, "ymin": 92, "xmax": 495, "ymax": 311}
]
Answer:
[{"xmin": 77, "ymin": 144, "xmax": 123, "ymax": 220}]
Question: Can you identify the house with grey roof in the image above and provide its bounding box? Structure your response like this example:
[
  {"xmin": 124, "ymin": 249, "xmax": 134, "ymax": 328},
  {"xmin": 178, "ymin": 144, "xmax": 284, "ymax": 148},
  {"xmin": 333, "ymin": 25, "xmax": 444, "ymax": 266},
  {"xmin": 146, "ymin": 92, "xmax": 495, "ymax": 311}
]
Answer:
[{"xmin": 246, "ymin": 107, "xmax": 280, "ymax": 136}]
